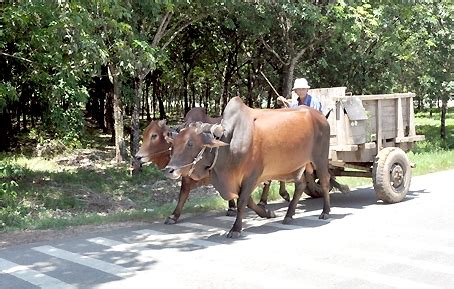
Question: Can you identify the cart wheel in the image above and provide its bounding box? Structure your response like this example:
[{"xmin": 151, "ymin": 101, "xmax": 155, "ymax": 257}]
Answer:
[{"xmin": 372, "ymin": 147, "xmax": 411, "ymax": 203}]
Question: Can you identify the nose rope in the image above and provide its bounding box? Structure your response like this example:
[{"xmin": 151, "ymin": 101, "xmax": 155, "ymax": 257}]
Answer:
[
  {"xmin": 207, "ymin": 147, "xmax": 219, "ymax": 171},
  {"xmin": 187, "ymin": 147, "xmax": 207, "ymax": 176},
  {"xmin": 173, "ymin": 146, "xmax": 219, "ymax": 177},
  {"xmin": 148, "ymin": 147, "xmax": 172, "ymax": 158}
]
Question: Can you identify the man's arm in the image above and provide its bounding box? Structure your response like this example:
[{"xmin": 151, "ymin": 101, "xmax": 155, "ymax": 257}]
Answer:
[{"xmin": 277, "ymin": 96, "xmax": 291, "ymax": 107}]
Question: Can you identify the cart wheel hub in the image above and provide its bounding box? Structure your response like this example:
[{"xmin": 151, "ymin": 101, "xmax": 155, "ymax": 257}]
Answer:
[{"xmin": 390, "ymin": 164, "xmax": 404, "ymax": 188}]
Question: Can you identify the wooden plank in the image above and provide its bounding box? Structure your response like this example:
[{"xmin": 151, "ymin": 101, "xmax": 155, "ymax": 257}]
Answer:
[
  {"xmin": 395, "ymin": 135, "xmax": 425, "ymax": 143},
  {"xmin": 331, "ymin": 144, "xmax": 359, "ymax": 152},
  {"xmin": 333, "ymin": 92, "xmax": 415, "ymax": 101},
  {"xmin": 409, "ymin": 96, "xmax": 416, "ymax": 136},
  {"xmin": 363, "ymin": 142, "xmax": 377, "ymax": 149},
  {"xmin": 376, "ymin": 99, "xmax": 383, "ymax": 151},
  {"xmin": 336, "ymin": 101, "xmax": 346, "ymax": 146},
  {"xmin": 333, "ymin": 170, "xmax": 372, "ymax": 178},
  {"xmin": 309, "ymin": 87, "xmax": 346, "ymax": 118},
  {"xmin": 397, "ymin": 96, "xmax": 404, "ymax": 139}
]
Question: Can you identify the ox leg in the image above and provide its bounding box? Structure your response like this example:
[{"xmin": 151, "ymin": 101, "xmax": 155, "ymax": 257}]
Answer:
[
  {"xmin": 330, "ymin": 176, "xmax": 350, "ymax": 194},
  {"xmin": 248, "ymin": 197, "xmax": 276, "ymax": 219},
  {"xmin": 227, "ymin": 181, "xmax": 258, "ymax": 239},
  {"xmin": 226, "ymin": 199, "xmax": 237, "ymax": 216},
  {"xmin": 165, "ymin": 177, "xmax": 191, "ymax": 224},
  {"xmin": 318, "ymin": 169, "xmax": 331, "ymax": 220},
  {"xmin": 283, "ymin": 181, "xmax": 306, "ymax": 225},
  {"xmin": 227, "ymin": 195, "xmax": 246, "ymax": 239},
  {"xmin": 279, "ymin": 181, "xmax": 291, "ymax": 202},
  {"xmin": 258, "ymin": 181, "xmax": 271, "ymax": 207}
]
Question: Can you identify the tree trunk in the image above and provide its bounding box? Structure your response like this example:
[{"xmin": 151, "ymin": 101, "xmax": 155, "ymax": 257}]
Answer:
[
  {"xmin": 279, "ymin": 64, "xmax": 291, "ymax": 100},
  {"xmin": 183, "ymin": 71, "xmax": 190, "ymax": 115},
  {"xmin": 204, "ymin": 80, "xmax": 210, "ymax": 112},
  {"xmin": 267, "ymin": 86, "xmax": 273, "ymax": 108},
  {"xmin": 131, "ymin": 76, "xmax": 143, "ymax": 175},
  {"xmin": 219, "ymin": 53, "xmax": 234, "ymax": 115},
  {"xmin": 191, "ymin": 82, "xmax": 196, "ymax": 109},
  {"xmin": 0, "ymin": 108, "xmax": 12, "ymax": 151},
  {"xmin": 145, "ymin": 77, "xmax": 151, "ymax": 121},
  {"xmin": 440, "ymin": 97, "xmax": 447, "ymax": 139},
  {"xmin": 104, "ymin": 88, "xmax": 115, "ymax": 137},
  {"xmin": 152, "ymin": 77, "xmax": 157, "ymax": 120},
  {"xmin": 198, "ymin": 83, "xmax": 203, "ymax": 109},
  {"xmin": 246, "ymin": 63, "xmax": 254, "ymax": 107},
  {"xmin": 109, "ymin": 64, "xmax": 127, "ymax": 162},
  {"xmin": 151, "ymin": 70, "xmax": 166, "ymax": 120}
]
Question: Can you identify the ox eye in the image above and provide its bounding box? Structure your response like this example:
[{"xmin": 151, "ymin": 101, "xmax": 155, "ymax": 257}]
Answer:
[
  {"xmin": 187, "ymin": 140, "xmax": 193, "ymax": 148},
  {"xmin": 151, "ymin": 133, "xmax": 158, "ymax": 140}
]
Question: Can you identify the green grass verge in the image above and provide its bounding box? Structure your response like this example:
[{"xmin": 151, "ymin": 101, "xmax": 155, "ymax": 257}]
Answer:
[{"xmin": 1, "ymin": 109, "xmax": 453, "ymax": 232}]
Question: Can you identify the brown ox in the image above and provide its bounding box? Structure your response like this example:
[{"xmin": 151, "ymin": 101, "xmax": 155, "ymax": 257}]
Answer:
[
  {"xmin": 165, "ymin": 97, "xmax": 331, "ymax": 238},
  {"xmin": 135, "ymin": 107, "xmax": 289, "ymax": 224}
]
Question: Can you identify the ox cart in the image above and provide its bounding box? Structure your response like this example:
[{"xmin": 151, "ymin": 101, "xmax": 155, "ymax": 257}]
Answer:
[{"xmin": 307, "ymin": 87, "xmax": 425, "ymax": 203}]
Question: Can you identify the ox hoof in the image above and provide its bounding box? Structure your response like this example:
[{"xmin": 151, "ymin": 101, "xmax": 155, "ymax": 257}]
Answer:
[
  {"xmin": 280, "ymin": 191, "xmax": 291, "ymax": 202},
  {"xmin": 164, "ymin": 215, "xmax": 178, "ymax": 225},
  {"xmin": 319, "ymin": 212, "xmax": 329, "ymax": 220},
  {"xmin": 226, "ymin": 208, "xmax": 237, "ymax": 217},
  {"xmin": 267, "ymin": 210, "xmax": 277, "ymax": 218},
  {"xmin": 226, "ymin": 230, "xmax": 241, "ymax": 239},
  {"xmin": 339, "ymin": 184, "xmax": 350, "ymax": 194},
  {"xmin": 257, "ymin": 201, "xmax": 267, "ymax": 208},
  {"xmin": 282, "ymin": 216, "xmax": 293, "ymax": 225}
]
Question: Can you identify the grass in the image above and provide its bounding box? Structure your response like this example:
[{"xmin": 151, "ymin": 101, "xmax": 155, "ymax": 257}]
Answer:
[{"xmin": 1, "ymin": 108, "xmax": 454, "ymax": 232}]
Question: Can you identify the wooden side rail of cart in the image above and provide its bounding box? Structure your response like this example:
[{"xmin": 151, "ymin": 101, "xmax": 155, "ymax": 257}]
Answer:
[{"xmin": 306, "ymin": 87, "xmax": 425, "ymax": 203}]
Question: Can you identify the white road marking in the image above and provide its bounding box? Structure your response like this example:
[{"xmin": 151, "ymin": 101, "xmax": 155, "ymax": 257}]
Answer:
[
  {"xmin": 0, "ymin": 258, "xmax": 76, "ymax": 289},
  {"xmin": 32, "ymin": 246, "xmax": 133, "ymax": 278}
]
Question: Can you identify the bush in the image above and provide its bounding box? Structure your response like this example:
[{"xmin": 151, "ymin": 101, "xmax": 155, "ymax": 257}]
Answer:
[{"xmin": 35, "ymin": 139, "xmax": 67, "ymax": 158}]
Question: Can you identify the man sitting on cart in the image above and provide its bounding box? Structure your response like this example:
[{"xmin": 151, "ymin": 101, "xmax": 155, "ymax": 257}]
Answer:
[{"xmin": 278, "ymin": 77, "xmax": 322, "ymax": 112}]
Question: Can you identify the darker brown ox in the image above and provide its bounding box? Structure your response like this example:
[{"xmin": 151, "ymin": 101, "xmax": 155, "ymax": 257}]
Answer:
[
  {"xmin": 135, "ymin": 107, "xmax": 289, "ymax": 224},
  {"xmin": 165, "ymin": 97, "xmax": 331, "ymax": 238},
  {"xmin": 135, "ymin": 108, "xmax": 228, "ymax": 224}
]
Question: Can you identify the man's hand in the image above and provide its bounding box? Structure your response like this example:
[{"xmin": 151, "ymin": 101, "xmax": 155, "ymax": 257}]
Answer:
[
  {"xmin": 277, "ymin": 96, "xmax": 290, "ymax": 107},
  {"xmin": 277, "ymin": 96, "xmax": 287, "ymax": 103}
]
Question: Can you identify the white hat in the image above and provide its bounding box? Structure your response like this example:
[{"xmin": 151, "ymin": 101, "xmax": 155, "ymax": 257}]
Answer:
[{"xmin": 292, "ymin": 78, "xmax": 310, "ymax": 90}]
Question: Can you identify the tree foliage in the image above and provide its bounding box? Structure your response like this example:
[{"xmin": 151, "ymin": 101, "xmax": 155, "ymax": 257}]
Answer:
[{"xmin": 1, "ymin": 0, "xmax": 452, "ymax": 154}]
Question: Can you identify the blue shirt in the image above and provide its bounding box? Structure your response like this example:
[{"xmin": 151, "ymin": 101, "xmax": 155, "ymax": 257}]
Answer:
[{"xmin": 289, "ymin": 94, "xmax": 322, "ymax": 112}]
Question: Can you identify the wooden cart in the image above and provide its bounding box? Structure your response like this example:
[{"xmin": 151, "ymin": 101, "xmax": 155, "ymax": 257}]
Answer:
[{"xmin": 307, "ymin": 87, "xmax": 425, "ymax": 203}]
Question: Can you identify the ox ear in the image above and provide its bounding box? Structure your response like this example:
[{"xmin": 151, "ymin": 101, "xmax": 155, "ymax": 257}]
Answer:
[
  {"xmin": 189, "ymin": 121, "xmax": 202, "ymax": 129},
  {"xmin": 158, "ymin": 119, "xmax": 167, "ymax": 127},
  {"xmin": 194, "ymin": 122, "xmax": 210, "ymax": 134}
]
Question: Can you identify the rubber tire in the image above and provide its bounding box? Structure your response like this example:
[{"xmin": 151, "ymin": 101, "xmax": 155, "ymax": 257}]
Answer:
[{"xmin": 372, "ymin": 147, "xmax": 411, "ymax": 203}]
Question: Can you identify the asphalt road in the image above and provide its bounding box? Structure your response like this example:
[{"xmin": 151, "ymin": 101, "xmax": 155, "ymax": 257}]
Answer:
[{"xmin": 1, "ymin": 169, "xmax": 454, "ymax": 289}]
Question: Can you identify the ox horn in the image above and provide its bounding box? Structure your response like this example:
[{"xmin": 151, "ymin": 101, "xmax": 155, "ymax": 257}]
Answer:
[
  {"xmin": 210, "ymin": 124, "xmax": 224, "ymax": 138},
  {"xmin": 195, "ymin": 122, "xmax": 224, "ymax": 138},
  {"xmin": 158, "ymin": 119, "xmax": 167, "ymax": 127}
]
